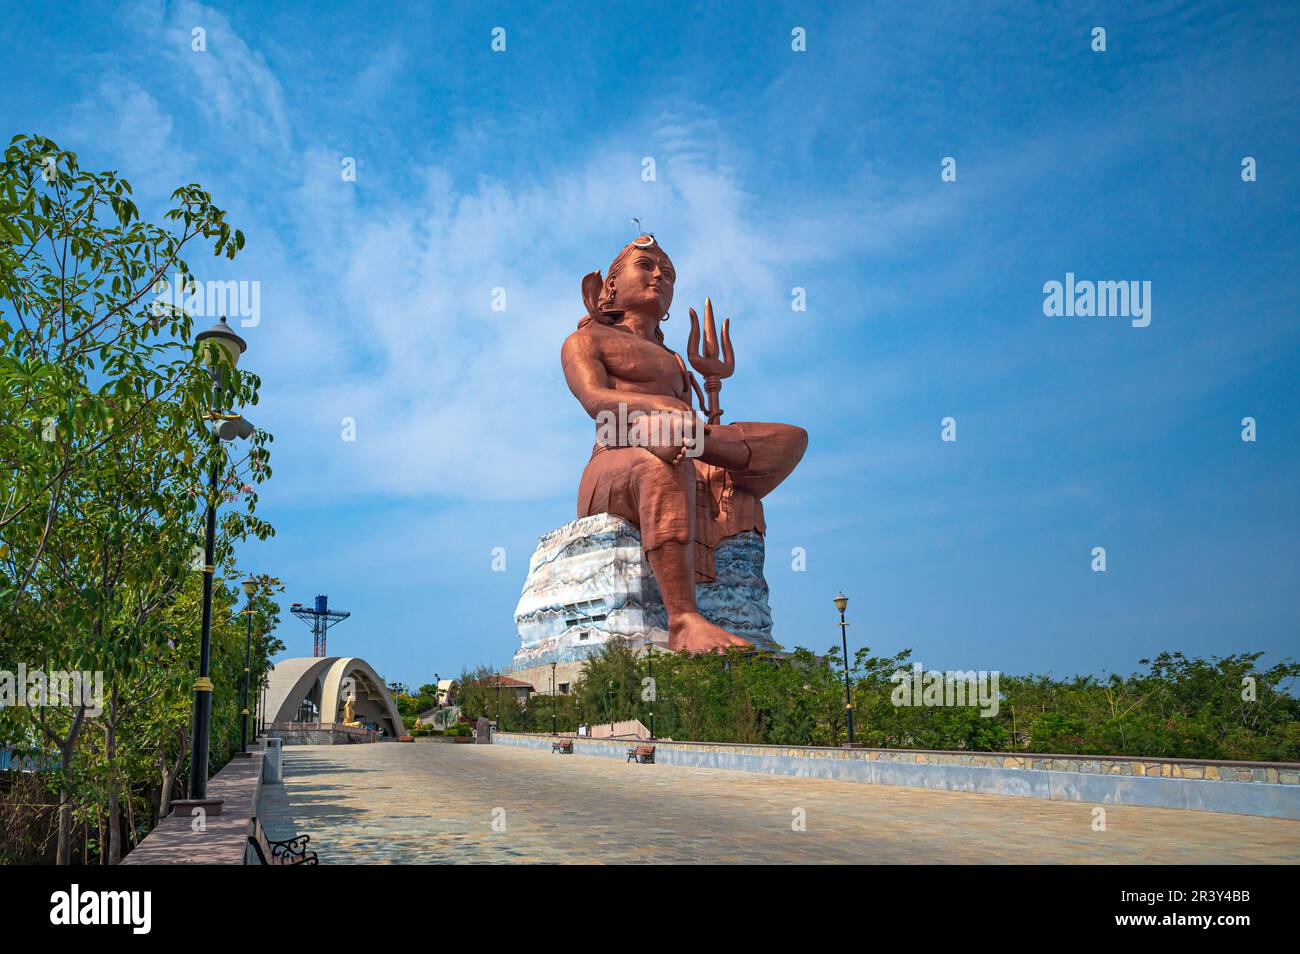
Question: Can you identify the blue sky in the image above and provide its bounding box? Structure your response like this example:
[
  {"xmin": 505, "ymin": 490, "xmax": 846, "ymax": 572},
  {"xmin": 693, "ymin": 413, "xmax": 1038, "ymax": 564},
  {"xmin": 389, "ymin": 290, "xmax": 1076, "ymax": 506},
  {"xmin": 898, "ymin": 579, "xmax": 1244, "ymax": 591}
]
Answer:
[{"xmin": 3, "ymin": 1, "xmax": 1297, "ymax": 687}]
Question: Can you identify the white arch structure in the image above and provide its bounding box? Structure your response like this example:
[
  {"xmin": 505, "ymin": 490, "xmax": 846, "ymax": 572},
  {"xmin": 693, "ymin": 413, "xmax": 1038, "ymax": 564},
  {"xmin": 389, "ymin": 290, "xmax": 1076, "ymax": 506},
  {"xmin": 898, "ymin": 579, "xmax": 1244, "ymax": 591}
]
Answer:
[{"xmin": 265, "ymin": 657, "xmax": 405, "ymax": 737}]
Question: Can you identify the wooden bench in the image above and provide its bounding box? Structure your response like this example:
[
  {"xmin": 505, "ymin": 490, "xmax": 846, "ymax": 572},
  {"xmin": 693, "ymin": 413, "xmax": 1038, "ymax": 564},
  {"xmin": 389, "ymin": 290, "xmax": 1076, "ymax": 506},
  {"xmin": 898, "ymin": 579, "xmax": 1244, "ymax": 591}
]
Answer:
[
  {"xmin": 247, "ymin": 817, "xmax": 318, "ymax": 865},
  {"xmin": 627, "ymin": 744, "xmax": 656, "ymax": 764},
  {"xmin": 551, "ymin": 739, "xmax": 574, "ymax": 754}
]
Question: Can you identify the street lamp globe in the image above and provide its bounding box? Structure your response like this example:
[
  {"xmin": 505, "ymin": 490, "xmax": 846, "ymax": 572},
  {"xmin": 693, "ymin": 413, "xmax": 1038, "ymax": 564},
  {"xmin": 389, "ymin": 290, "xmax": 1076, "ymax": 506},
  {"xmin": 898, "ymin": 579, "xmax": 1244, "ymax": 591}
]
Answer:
[
  {"xmin": 833, "ymin": 592, "xmax": 848, "ymax": 613},
  {"xmin": 242, "ymin": 574, "xmax": 257, "ymax": 597},
  {"xmin": 195, "ymin": 316, "xmax": 247, "ymax": 368}
]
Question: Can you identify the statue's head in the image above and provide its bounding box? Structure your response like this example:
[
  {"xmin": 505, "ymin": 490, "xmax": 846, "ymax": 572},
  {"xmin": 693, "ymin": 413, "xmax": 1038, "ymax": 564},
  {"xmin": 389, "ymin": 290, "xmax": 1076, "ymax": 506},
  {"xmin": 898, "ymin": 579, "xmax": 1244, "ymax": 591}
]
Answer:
[
  {"xmin": 600, "ymin": 235, "xmax": 675, "ymax": 318},
  {"xmin": 581, "ymin": 236, "xmax": 675, "ymax": 339}
]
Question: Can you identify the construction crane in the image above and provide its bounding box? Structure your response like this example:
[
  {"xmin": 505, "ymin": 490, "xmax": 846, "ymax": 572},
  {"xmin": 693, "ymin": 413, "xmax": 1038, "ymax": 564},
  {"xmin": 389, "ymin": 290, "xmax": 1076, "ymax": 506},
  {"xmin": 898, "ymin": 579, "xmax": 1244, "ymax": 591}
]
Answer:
[{"xmin": 289, "ymin": 594, "xmax": 351, "ymax": 658}]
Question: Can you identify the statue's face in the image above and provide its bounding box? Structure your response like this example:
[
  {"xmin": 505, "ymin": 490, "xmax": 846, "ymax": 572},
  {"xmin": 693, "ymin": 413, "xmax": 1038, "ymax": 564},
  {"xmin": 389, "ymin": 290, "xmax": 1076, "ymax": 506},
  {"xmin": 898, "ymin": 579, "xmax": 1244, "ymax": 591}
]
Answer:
[{"xmin": 616, "ymin": 245, "xmax": 675, "ymax": 317}]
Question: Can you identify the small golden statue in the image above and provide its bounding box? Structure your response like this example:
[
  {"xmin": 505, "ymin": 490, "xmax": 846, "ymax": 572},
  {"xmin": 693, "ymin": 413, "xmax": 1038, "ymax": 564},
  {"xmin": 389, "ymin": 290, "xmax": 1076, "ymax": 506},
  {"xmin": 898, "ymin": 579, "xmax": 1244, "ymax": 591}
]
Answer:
[{"xmin": 342, "ymin": 697, "xmax": 363, "ymax": 728}]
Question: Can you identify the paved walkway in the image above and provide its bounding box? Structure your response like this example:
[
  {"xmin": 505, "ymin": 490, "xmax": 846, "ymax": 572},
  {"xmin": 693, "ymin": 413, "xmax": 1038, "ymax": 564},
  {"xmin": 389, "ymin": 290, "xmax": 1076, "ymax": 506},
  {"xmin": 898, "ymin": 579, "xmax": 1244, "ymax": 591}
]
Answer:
[{"xmin": 258, "ymin": 742, "xmax": 1300, "ymax": 864}]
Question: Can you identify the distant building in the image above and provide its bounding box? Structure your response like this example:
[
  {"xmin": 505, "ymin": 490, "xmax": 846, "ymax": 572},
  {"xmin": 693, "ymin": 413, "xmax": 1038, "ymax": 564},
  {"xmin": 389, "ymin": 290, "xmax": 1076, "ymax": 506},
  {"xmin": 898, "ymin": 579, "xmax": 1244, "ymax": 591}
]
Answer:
[
  {"xmin": 435, "ymin": 678, "xmax": 458, "ymax": 706},
  {"xmin": 472, "ymin": 674, "xmax": 534, "ymax": 705}
]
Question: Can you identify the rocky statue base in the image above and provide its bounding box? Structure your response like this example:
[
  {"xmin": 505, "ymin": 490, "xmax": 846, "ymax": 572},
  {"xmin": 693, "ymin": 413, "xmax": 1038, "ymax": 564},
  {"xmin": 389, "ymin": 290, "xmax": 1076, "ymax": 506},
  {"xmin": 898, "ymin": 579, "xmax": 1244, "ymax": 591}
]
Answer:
[{"xmin": 511, "ymin": 513, "xmax": 777, "ymax": 669}]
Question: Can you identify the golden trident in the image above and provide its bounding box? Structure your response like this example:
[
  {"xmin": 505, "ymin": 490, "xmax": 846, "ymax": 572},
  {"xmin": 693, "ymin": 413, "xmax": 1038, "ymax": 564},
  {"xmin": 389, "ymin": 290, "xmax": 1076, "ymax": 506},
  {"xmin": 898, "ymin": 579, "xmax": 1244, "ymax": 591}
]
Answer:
[{"xmin": 687, "ymin": 297, "xmax": 734, "ymax": 425}]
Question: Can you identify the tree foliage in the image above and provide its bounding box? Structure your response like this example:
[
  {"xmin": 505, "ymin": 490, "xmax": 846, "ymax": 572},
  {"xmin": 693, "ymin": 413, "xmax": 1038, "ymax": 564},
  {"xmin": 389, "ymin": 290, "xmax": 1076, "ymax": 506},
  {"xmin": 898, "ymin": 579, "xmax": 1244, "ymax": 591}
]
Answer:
[
  {"xmin": 458, "ymin": 643, "xmax": 1299, "ymax": 762},
  {"xmin": 0, "ymin": 135, "xmax": 279, "ymax": 863}
]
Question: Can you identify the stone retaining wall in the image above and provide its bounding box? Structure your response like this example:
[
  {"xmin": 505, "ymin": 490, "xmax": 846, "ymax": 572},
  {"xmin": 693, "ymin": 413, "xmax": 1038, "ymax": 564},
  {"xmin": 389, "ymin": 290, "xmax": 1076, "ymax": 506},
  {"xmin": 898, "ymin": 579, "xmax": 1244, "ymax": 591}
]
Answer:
[
  {"xmin": 495, "ymin": 733, "xmax": 1300, "ymax": 820},
  {"xmin": 121, "ymin": 751, "xmax": 263, "ymax": 865},
  {"xmin": 411, "ymin": 736, "xmax": 477, "ymax": 744},
  {"xmin": 265, "ymin": 723, "xmax": 381, "ymax": 745}
]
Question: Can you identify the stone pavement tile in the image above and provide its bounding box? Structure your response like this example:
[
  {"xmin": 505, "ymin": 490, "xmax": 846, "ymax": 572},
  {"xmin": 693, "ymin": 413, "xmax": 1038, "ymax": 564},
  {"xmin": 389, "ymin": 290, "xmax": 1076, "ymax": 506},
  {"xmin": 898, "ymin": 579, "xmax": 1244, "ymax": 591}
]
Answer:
[{"xmin": 268, "ymin": 743, "xmax": 1300, "ymax": 864}]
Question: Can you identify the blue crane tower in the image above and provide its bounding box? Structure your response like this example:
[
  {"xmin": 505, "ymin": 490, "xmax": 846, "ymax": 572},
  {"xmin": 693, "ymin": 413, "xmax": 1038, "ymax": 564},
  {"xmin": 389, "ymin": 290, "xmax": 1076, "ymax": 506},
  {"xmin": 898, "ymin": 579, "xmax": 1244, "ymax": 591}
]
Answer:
[{"xmin": 289, "ymin": 595, "xmax": 351, "ymax": 658}]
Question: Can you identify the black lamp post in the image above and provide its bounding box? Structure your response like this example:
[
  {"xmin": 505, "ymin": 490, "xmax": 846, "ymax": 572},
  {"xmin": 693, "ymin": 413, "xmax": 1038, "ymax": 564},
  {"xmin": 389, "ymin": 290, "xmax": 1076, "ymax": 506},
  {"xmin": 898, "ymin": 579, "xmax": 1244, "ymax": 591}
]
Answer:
[
  {"xmin": 240, "ymin": 573, "xmax": 257, "ymax": 753},
  {"xmin": 834, "ymin": 592, "xmax": 855, "ymax": 746},
  {"xmin": 495, "ymin": 674, "xmax": 501, "ymax": 725},
  {"xmin": 550, "ymin": 661, "xmax": 557, "ymax": 735},
  {"xmin": 186, "ymin": 317, "xmax": 249, "ymax": 803},
  {"xmin": 646, "ymin": 645, "xmax": 655, "ymax": 739}
]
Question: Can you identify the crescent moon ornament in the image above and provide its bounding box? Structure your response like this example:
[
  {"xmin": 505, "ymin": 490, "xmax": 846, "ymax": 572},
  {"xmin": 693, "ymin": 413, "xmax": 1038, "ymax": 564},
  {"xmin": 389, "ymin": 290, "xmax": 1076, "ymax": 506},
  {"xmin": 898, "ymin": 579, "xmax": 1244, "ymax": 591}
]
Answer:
[{"xmin": 631, "ymin": 217, "xmax": 656, "ymax": 248}]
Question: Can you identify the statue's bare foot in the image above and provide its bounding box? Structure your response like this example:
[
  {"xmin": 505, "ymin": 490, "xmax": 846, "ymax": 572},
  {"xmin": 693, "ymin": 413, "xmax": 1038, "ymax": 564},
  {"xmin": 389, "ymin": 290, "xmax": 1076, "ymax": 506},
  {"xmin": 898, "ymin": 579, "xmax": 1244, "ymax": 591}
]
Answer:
[{"xmin": 669, "ymin": 613, "xmax": 752, "ymax": 654}]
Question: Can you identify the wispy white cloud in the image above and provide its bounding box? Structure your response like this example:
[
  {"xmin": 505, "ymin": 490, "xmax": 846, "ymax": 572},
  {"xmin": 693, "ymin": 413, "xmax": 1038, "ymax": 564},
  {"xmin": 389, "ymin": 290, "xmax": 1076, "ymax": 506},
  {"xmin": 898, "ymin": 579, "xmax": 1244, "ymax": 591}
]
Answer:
[
  {"xmin": 150, "ymin": 0, "xmax": 292, "ymax": 150},
  {"xmin": 263, "ymin": 139, "xmax": 810, "ymax": 503}
]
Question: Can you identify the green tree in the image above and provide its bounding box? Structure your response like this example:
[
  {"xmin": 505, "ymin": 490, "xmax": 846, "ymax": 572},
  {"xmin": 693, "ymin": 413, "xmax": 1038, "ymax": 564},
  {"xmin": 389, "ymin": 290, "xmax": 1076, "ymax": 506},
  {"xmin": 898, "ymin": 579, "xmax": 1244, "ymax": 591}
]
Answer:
[
  {"xmin": 0, "ymin": 134, "xmax": 273, "ymax": 863},
  {"xmin": 546, "ymin": 643, "xmax": 1297, "ymax": 763}
]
